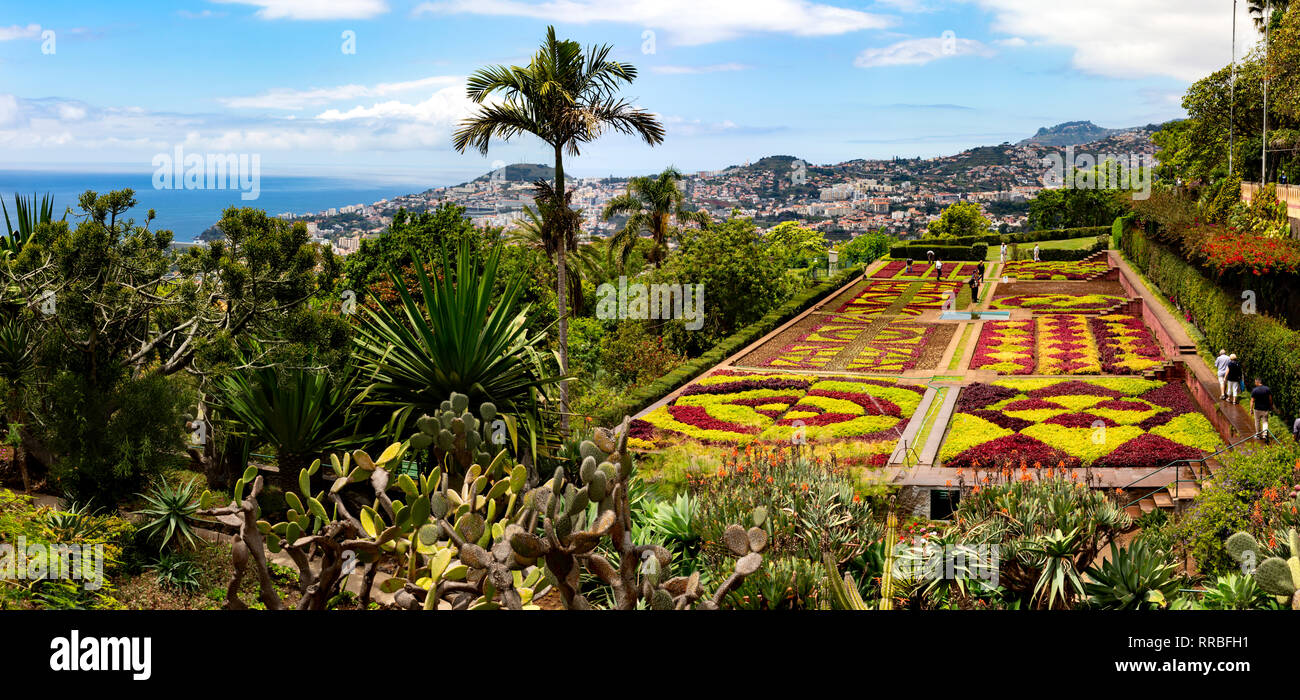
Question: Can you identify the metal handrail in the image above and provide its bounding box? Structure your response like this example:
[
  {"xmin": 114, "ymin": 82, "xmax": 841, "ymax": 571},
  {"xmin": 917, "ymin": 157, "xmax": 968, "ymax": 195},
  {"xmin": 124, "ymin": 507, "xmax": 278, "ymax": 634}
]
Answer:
[{"xmin": 1121, "ymin": 431, "xmax": 1262, "ymax": 508}]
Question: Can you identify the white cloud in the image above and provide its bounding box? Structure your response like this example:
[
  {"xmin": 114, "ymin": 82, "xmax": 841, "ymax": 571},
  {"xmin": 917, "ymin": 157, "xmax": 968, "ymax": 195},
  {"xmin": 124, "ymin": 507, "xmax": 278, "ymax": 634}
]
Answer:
[
  {"xmin": 969, "ymin": 0, "xmax": 1259, "ymax": 81},
  {"xmin": 993, "ymin": 36, "xmax": 1026, "ymax": 48},
  {"xmin": 650, "ymin": 62, "xmax": 751, "ymax": 75},
  {"xmin": 854, "ymin": 36, "xmax": 994, "ymax": 68},
  {"xmin": 208, "ymin": 0, "xmax": 390, "ymax": 20},
  {"xmin": 413, "ymin": 0, "xmax": 894, "ymax": 45},
  {"xmin": 0, "ymin": 24, "xmax": 42, "ymax": 41},
  {"xmin": 872, "ymin": 0, "xmax": 934, "ymax": 12},
  {"xmin": 0, "ymin": 86, "xmax": 478, "ymax": 157},
  {"xmin": 221, "ymin": 76, "xmax": 461, "ymax": 110}
]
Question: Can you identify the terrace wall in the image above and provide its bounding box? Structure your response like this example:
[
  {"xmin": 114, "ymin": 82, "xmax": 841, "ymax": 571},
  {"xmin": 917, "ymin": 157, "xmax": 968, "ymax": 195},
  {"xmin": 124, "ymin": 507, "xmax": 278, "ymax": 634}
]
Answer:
[{"xmin": 1240, "ymin": 181, "xmax": 1300, "ymax": 238}]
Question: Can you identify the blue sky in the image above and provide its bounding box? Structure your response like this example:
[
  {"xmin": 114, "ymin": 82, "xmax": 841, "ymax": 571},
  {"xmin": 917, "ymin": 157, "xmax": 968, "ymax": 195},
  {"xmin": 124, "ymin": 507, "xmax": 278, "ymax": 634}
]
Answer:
[{"xmin": 0, "ymin": 0, "xmax": 1262, "ymax": 186}]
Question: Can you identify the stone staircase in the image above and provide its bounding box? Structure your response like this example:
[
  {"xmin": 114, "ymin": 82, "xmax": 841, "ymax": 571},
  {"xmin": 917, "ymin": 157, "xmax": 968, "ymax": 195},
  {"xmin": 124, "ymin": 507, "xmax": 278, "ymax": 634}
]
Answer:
[{"xmin": 1121, "ymin": 457, "xmax": 1221, "ymax": 520}]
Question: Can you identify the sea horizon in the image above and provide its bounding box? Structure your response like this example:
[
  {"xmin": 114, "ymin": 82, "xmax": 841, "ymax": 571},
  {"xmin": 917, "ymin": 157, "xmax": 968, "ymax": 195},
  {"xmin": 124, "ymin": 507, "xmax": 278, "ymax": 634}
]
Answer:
[{"xmin": 0, "ymin": 168, "xmax": 465, "ymax": 242}]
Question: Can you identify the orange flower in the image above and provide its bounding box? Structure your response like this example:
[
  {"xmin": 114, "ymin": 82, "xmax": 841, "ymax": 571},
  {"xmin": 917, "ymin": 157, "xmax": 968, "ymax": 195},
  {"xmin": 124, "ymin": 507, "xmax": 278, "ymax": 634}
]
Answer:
[
  {"xmin": 853, "ymin": 494, "xmax": 861, "ymax": 503},
  {"xmin": 767, "ymin": 476, "xmax": 774, "ymax": 484}
]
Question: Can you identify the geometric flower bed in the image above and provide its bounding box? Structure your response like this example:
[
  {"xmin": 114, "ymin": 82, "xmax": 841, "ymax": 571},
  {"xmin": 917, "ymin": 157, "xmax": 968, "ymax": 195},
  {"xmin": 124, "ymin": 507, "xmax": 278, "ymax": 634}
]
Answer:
[
  {"xmin": 872, "ymin": 260, "xmax": 980, "ymax": 281},
  {"xmin": 845, "ymin": 322, "xmax": 947, "ymax": 372},
  {"xmin": 969, "ymin": 314, "xmax": 1165, "ymax": 376},
  {"xmin": 837, "ymin": 280, "xmax": 913, "ymax": 317},
  {"xmin": 1036, "ymin": 314, "xmax": 1102, "ymax": 375},
  {"xmin": 1091, "ymin": 314, "xmax": 1164, "ymax": 374},
  {"xmin": 908, "ymin": 281, "xmax": 964, "ymax": 311},
  {"xmin": 938, "ymin": 378, "xmax": 1221, "ymax": 469},
  {"xmin": 991, "ymin": 292, "xmax": 1127, "ymax": 313},
  {"xmin": 969, "ymin": 320, "xmax": 1036, "ymax": 374},
  {"xmin": 630, "ymin": 371, "xmax": 926, "ymax": 457},
  {"xmin": 1000, "ymin": 259, "xmax": 1109, "ymax": 280}
]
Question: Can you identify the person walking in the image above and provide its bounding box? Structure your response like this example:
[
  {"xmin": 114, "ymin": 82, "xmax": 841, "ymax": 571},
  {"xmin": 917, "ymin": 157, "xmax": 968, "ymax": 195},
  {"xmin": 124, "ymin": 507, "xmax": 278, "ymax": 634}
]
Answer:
[
  {"xmin": 1032, "ymin": 243, "xmax": 1041, "ymax": 262},
  {"xmin": 1250, "ymin": 377, "xmax": 1272, "ymax": 438},
  {"xmin": 935, "ymin": 259, "xmax": 943, "ymax": 279},
  {"xmin": 968, "ymin": 274, "xmax": 981, "ymax": 305},
  {"xmin": 1214, "ymin": 349, "xmax": 1230, "ymax": 400},
  {"xmin": 1000, "ymin": 241, "xmax": 1008, "ymax": 264},
  {"xmin": 1225, "ymin": 354, "xmax": 1242, "ymax": 404},
  {"xmin": 975, "ymin": 260, "xmax": 986, "ymax": 284}
]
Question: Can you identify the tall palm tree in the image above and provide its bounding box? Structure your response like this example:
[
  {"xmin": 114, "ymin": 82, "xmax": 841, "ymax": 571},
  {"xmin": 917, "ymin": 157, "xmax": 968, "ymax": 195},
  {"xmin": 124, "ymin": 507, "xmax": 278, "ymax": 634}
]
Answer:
[
  {"xmin": 509, "ymin": 197, "xmax": 607, "ymax": 317},
  {"xmin": 453, "ymin": 25, "xmax": 665, "ymax": 432},
  {"xmin": 602, "ymin": 167, "xmax": 708, "ymax": 269},
  {"xmin": 1248, "ymin": 0, "xmax": 1289, "ymax": 31}
]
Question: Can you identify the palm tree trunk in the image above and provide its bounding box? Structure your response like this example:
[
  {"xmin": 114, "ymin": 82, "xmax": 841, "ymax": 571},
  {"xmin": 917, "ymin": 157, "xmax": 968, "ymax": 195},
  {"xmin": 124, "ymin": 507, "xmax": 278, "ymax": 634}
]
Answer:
[{"xmin": 554, "ymin": 143, "xmax": 570, "ymax": 433}]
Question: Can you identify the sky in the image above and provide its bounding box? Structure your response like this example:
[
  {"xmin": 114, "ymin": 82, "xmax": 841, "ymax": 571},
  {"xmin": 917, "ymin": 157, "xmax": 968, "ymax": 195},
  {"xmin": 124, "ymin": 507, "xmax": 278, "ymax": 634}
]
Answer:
[{"xmin": 0, "ymin": 0, "xmax": 1265, "ymax": 186}]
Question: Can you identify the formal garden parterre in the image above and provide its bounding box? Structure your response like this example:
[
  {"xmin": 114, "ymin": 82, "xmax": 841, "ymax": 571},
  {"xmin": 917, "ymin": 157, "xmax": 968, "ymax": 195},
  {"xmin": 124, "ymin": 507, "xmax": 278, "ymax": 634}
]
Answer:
[{"xmin": 938, "ymin": 378, "xmax": 1222, "ymax": 470}]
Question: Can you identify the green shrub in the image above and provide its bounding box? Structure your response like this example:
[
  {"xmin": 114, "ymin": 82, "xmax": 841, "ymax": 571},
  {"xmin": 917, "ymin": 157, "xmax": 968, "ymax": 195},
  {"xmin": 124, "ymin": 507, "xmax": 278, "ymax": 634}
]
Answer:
[
  {"xmin": 1173, "ymin": 441, "xmax": 1300, "ymax": 577},
  {"xmin": 889, "ymin": 243, "xmax": 987, "ymax": 261}
]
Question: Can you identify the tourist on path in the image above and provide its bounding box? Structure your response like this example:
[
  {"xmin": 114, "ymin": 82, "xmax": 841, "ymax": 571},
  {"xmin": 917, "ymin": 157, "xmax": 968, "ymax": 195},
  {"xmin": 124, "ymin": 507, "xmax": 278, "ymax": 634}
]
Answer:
[
  {"xmin": 1032, "ymin": 243, "xmax": 1041, "ymax": 262},
  {"xmin": 1250, "ymin": 378, "xmax": 1272, "ymax": 438},
  {"xmin": 976, "ymin": 260, "xmax": 986, "ymax": 283},
  {"xmin": 935, "ymin": 259, "xmax": 943, "ymax": 278},
  {"xmin": 968, "ymin": 275, "xmax": 981, "ymax": 305},
  {"xmin": 1000, "ymin": 242, "xmax": 1008, "ymax": 264},
  {"xmin": 1215, "ymin": 349, "xmax": 1231, "ymax": 400},
  {"xmin": 1225, "ymin": 354, "xmax": 1242, "ymax": 404}
]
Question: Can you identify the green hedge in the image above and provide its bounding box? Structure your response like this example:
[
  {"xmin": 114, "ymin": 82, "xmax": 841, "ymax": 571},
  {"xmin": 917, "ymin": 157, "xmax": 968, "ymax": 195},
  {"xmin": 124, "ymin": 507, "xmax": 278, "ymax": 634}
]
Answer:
[
  {"xmin": 591, "ymin": 263, "xmax": 867, "ymax": 425},
  {"xmin": 1121, "ymin": 223, "xmax": 1300, "ymax": 423},
  {"xmin": 1016, "ymin": 236, "xmax": 1108, "ymax": 261},
  {"xmin": 889, "ymin": 243, "xmax": 988, "ymax": 261},
  {"xmin": 905, "ymin": 226, "xmax": 1110, "ymax": 249}
]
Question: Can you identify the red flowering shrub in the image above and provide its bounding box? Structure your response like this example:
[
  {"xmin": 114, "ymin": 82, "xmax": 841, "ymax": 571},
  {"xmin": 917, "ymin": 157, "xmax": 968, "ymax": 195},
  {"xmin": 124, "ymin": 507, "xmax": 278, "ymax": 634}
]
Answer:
[{"xmin": 1200, "ymin": 230, "xmax": 1300, "ymax": 277}]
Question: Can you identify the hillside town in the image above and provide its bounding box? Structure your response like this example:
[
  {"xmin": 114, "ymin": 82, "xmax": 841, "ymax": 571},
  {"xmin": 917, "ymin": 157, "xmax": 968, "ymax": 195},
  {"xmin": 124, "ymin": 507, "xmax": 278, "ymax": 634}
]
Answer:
[{"xmin": 275, "ymin": 122, "xmax": 1159, "ymax": 256}]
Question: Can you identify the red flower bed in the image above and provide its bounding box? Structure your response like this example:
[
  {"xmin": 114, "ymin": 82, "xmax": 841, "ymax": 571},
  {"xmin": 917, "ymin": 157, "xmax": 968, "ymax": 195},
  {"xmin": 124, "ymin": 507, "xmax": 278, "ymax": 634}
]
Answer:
[
  {"xmin": 1200, "ymin": 230, "xmax": 1300, "ymax": 277},
  {"xmin": 1028, "ymin": 380, "xmax": 1122, "ymax": 399},
  {"xmin": 945, "ymin": 433, "xmax": 1081, "ymax": 471},
  {"xmin": 1003, "ymin": 398, "xmax": 1066, "ymax": 412},
  {"xmin": 1093, "ymin": 433, "xmax": 1203, "ymax": 468},
  {"xmin": 666, "ymin": 405, "xmax": 760, "ymax": 434},
  {"xmin": 970, "ymin": 409, "xmax": 1033, "ymax": 431},
  {"xmin": 1092, "ymin": 398, "xmax": 1151, "ymax": 412},
  {"xmin": 1044, "ymin": 413, "xmax": 1118, "ymax": 428},
  {"xmin": 956, "ymin": 383, "xmax": 1019, "ymax": 412},
  {"xmin": 871, "ymin": 260, "xmax": 907, "ymax": 278},
  {"xmin": 805, "ymin": 390, "xmax": 904, "ymax": 416},
  {"xmin": 681, "ymin": 377, "xmax": 812, "ymax": 396}
]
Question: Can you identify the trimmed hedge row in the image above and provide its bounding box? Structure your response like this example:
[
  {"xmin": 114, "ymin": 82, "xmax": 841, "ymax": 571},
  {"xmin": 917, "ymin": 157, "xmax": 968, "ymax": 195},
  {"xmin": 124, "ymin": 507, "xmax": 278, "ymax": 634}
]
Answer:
[
  {"xmin": 1121, "ymin": 223, "xmax": 1300, "ymax": 423},
  {"xmin": 905, "ymin": 226, "xmax": 1111, "ymax": 248},
  {"xmin": 1015, "ymin": 236, "xmax": 1108, "ymax": 261},
  {"xmin": 590, "ymin": 263, "xmax": 867, "ymax": 425},
  {"xmin": 889, "ymin": 243, "xmax": 988, "ymax": 261}
]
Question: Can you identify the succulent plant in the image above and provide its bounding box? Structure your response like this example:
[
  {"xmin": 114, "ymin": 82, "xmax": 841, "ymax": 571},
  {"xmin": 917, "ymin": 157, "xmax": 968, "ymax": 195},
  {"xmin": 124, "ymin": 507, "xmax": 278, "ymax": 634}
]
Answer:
[
  {"xmin": 407, "ymin": 392, "xmax": 513, "ymax": 476},
  {"xmin": 1226, "ymin": 528, "xmax": 1300, "ymax": 610},
  {"xmin": 201, "ymin": 403, "xmax": 766, "ymax": 611}
]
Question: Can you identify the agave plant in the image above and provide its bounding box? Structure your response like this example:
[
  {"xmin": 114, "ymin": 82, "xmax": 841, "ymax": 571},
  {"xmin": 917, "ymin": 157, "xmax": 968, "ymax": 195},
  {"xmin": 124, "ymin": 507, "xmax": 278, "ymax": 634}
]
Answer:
[
  {"xmin": 137, "ymin": 480, "xmax": 201, "ymax": 552},
  {"xmin": 1200, "ymin": 571, "xmax": 1275, "ymax": 610},
  {"xmin": 211, "ymin": 358, "xmax": 359, "ymax": 487},
  {"xmin": 1083, "ymin": 540, "xmax": 1182, "ymax": 610},
  {"xmin": 352, "ymin": 238, "xmax": 564, "ymax": 459},
  {"xmin": 1024, "ymin": 527, "xmax": 1087, "ymax": 609}
]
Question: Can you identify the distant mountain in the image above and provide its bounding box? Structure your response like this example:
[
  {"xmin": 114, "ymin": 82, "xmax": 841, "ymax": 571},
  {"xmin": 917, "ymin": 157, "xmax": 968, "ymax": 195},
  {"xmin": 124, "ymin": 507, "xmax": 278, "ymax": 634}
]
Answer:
[
  {"xmin": 1018, "ymin": 121, "xmax": 1134, "ymax": 147},
  {"xmin": 466, "ymin": 162, "xmax": 555, "ymax": 185},
  {"xmin": 724, "ymin": 154, "xmax": 805, "ymax": 175}
]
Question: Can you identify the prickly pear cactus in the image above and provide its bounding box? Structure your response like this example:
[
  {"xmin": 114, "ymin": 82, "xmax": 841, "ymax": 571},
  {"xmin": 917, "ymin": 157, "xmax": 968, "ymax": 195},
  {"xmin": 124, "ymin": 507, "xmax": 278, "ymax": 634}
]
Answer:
[
  {"xmin": 1226, "ymin": 528, "xmax": 1300, "ymax": 610},
  {"xmin": 408, "ymin": 392, "xmax": 513, "ymax": 475}
]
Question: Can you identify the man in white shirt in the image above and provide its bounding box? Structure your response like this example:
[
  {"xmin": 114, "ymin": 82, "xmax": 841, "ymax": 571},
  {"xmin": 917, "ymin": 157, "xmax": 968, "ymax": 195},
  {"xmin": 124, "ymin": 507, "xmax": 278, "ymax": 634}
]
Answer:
[
  {"xmin": 1000, "ymin": 242, "xmax": 1007, "ymax": 263},
  {"xmin": 1032, "ymin": 244, "xmax": 1040, "ymax": 262},
  {"xmin": 1214, "ymin": 349, "xmax": 1231, "ymax": 400}
]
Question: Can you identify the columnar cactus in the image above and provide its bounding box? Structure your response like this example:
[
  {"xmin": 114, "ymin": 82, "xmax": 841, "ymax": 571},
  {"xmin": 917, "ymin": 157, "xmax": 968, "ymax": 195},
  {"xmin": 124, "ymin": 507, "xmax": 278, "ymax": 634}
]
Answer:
[{"xmin": 1226, "ymin": 528, "xmax": 1300, "ymax": 610}]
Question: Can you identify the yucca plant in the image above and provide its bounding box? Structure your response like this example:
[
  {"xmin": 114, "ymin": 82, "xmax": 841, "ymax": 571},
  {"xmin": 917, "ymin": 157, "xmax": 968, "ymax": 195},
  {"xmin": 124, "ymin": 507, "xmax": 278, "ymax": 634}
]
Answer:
[
  {"xmin": 211, "ymin": 357, "xmax": 360, "ymax": 487},
  {"xmin": 137, "ymin": 480, "xmax": 201, "ymax": 552},
  {"xmin": 352, "ymin": 238, "xmax": 563, "ymax": 460},
  {"xmin": 1083, "ymin": 540, "xmax": 1182, "ymax": 610},
  {"xmin": 0, "ymin": 192, "xmax": 62, "ymax": 256}
]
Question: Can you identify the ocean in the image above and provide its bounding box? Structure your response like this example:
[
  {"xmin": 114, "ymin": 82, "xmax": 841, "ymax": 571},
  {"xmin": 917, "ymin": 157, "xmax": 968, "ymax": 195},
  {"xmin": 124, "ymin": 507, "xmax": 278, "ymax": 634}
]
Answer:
[{"xmin": 0, "ymin": 170, "xmax": 436, "ymax": 242}]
